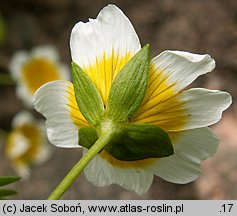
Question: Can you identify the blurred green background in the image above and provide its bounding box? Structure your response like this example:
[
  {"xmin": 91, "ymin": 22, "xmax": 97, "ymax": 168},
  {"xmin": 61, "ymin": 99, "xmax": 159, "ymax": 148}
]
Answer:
[{"xmin": 0, "ymin": 0, "xmax": 237, "ymax": 199}]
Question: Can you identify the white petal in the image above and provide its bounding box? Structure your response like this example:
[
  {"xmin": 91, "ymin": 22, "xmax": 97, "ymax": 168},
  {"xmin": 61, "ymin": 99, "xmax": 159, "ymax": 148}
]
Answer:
[
  {"xmin": 12, "ymin": 110, "xmax": 34, "ymax": 127},
  {"xmin": 6, "ymin": 111, "xmax": 48, "ymax": 159},
  {"xmin": 58, "ymin": 63, "xmax": 71, "ymax": 81},
  {"xmin": 179, "ymin": 88, "xmax": 232, "ymax": 130},
  {"xmin": 17, "ymin": 85, "xmax": 33, "ymax": 107},
  {"xmin": 33, "ymin": 80, "xmax": 86, "ymax": 148},
  {"xmin": 34, "ymin": 145, "xmax": 51, "ymax": 165},
  {"xmin": 148, "ymin": 127, "xmax": 219, "ymax": 183},
  {"xmin": 133, "ymin": 51, "xmax": 221, "ymax": 130},
  {"xmin": 70, "ymin": 4, "xmax": 141, "ymax": 103},
  {"xmin": 151, "ymin": 50, "xmax": 215, "ymax": 93},
  {"xmin": 9, "ymin": 50, "xmax": 28, "ymax": 80},
  {"xmin": 84, "ymin": 150, "xmax": 153, "ymax": 195},
  {"xmin": 70, "ymin": 4, "xmax": 140, "ymax": 68},
  {"xmin": 31, "ymin": 45, "xmax": 60, "ymax": 62},
  {"xmin": 13, "ymin": 162, "xmax": 30, "ymax": 179},
  {"xmin": 134, "ymin": 88, "xmax": 231, "ymax": 131},
  {"xmin": 6, "ymin": 132, "xmax": 30, "ymax": 159}
]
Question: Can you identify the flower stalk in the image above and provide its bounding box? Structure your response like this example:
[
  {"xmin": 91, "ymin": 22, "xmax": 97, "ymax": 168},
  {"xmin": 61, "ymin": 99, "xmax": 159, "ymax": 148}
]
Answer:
[{"xmin": 47, "ymin": 130, "xmax": 115, "ymax": 200}]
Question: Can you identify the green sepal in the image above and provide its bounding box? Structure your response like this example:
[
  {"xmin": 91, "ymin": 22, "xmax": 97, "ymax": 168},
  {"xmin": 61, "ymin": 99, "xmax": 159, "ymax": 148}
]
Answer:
[
  {"xmin": 106, "ymin": 44, "xmax": 150, "ymax": 122},
  {"xmin": 105, "ymin": 123, "xmax": 173, "ymax": 161},
  {"xmin": 72, "ymin": 62, "xmax": 104, "ymax": 126},
  {"xmin": 0, "ymin": 188, "xmax": 18, "ymax": 198},
  {"xmin": 0, "ymin": 176, "xmax": 21, "ymax": 187},
  {"xmin": 79, "ymin": 127, "xmax": 98, "ymax": 149}
]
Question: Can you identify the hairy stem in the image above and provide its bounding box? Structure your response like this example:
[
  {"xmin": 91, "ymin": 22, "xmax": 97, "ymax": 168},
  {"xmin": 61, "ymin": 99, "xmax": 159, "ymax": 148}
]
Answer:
[{"xmin": 47, "ymin": 131, "xmax": 114, "ymax": 200}]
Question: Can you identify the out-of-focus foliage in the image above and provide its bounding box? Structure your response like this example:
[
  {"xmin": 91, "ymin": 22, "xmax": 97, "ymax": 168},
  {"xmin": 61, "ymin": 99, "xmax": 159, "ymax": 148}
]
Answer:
[{"xmin": 0, "ymin": 13, "xmax": 7, "ymax": 44}]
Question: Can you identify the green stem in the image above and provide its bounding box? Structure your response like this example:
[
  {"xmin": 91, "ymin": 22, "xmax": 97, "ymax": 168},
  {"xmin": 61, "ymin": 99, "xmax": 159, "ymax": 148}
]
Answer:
[{"xmin": 47, "ymin": 131, "xmax": 115, "ymax": 200}]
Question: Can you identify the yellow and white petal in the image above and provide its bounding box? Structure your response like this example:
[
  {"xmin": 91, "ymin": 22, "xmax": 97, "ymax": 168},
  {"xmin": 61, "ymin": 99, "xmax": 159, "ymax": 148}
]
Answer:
[
  {"xmin": 5, "ymin": 111, "xmax": 50, "ymax": 177},
  {"xmin": 6, "ymin": 131, "xmax": 30, "ymax": 159},
  {"xmin": 147, "ymin": 127, "xmax": 219, "ymax": 183},
  {"xmin": 6, "ymin": 111, "xmax": 45, "ymax": 159},
  {"xmin": 84, "ymin": 150, "xmax": 153, "ymax": 195},
  {"xmin": 133, "ymin": 51, "xmax": 216, "ymax": 127},
  {"xmin": 150, "ymin": 51, "xmax": 215, "ymax": 96},
  {"xmin": 6, "ymin": 131, "xmax": 31, "ymax": 178},
  {"xmin": 70, "ymin": 4, "xmax": 141, "ymax": 103},
  {"xmin": 134, "ymin": 88, "xmax": 231, "ymax": 131},
  {"xmin": 33, "ymin": 80, "xmax": 88, "ymax": 148}
]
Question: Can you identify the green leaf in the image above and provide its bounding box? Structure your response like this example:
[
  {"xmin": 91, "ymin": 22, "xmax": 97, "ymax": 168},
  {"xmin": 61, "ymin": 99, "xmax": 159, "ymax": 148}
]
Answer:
[
  {"xmin": 72, "ymin": 62, "xmax": 104, "ymax": 126},
  {"xmin": 106, "ymin": 44, "xmax": 150, "ymax": 122},
  {"xmin": 105, "ymin": 123, "xmax": 173, "ymax": 161},
  {"xmin": 0, "ymin": 188, "xmax": 18, "ymax": 197},
  {"xmin": 79, "ymin": 127, "xmax": 98, "ymax": 149},
  {"xmin": 0, "ymin": 176, "xmax": 21, "ymax": 187}
]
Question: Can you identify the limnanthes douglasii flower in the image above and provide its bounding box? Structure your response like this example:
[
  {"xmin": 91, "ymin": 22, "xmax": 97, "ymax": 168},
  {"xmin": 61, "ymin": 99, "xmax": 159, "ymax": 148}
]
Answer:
[
  {"xmin": 5, "ymin": 111, "xmax": 50, "ymax": 178},
  {"xmin": 33, "ymin": 5, "xmax": 231, "ymax": 195},
  {"xmin": 9, "ymin": 45, "xmax": 70, "ymax": 107}
]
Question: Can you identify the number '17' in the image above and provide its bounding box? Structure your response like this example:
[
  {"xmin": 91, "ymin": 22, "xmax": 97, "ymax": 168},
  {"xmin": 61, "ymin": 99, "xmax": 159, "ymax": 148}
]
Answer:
[{"xmin": 222, "ymin": 204, "xmax": 233, "ymax": 212}]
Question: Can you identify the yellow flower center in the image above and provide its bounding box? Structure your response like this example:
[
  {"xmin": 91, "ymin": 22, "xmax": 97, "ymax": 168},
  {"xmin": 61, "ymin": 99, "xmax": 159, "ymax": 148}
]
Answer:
[
  {"xmin": 22, "ymin": 57, "xmax": 61, "ymax": 93},
  {"xmin": 82, "ymin": 52, "xmax": 131, "ymax": 104},
  {"xmin": 65, "ymin": 53, "xmax": 188, "ymax": 169},
  {"xmin": 132, "ymin": 64, "xmax": 188, "ymax": 131},
  {"xmin": 66, "ymin": 52, "xmax": 132, "ymax": 128}
]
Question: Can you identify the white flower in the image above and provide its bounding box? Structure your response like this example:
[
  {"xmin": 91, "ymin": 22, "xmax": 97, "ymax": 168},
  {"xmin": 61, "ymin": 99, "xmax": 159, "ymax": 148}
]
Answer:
[
  {"xmin": 9, "ymin": 45, "xmax": 70, "ymax": 107},
  {"xmin": 5, "ymin": 111, "xmax": 50, "ymax": 178},
  {"xmin": 33, "ymin": 5, "xmax": 231, "ymax": 194}
]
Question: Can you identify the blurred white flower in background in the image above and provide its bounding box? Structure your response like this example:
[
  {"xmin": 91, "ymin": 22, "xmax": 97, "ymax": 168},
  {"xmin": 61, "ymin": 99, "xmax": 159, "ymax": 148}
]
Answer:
[
  {"xmin": 5, "ymin": 111, "xmax": 51, "ymax": 178},
  {"xmin": 9, "ymin": 45, "xmax": 70, "ymax": 107}
]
